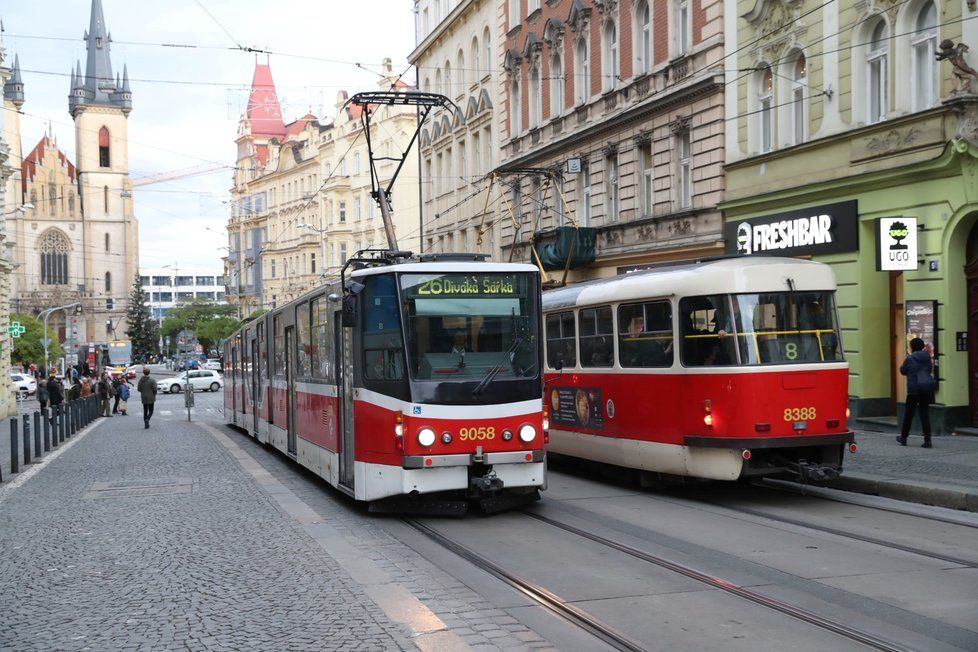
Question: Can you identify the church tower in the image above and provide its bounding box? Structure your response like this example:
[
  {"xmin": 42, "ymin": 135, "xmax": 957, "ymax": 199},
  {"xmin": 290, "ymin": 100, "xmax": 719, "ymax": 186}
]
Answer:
[{"xmin": 69, "ymin": 0, "xmax": 137, "ymax": 343}]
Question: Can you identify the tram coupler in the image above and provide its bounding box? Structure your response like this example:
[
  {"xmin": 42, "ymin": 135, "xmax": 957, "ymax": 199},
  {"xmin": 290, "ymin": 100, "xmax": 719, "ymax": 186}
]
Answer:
[
  {"xmin": 791, "ymin": 461, "xmax": 840, "ymax": 483},
  {"xmin": 470, "ymin": 473, "xmax": 504, "ymax": 494}
]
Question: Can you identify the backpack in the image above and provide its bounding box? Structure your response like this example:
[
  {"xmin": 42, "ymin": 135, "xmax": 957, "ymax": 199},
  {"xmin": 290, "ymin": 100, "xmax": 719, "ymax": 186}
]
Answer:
[{"xmin": 916, "ymin": 367, "xmax": 937, "ymax": 393}]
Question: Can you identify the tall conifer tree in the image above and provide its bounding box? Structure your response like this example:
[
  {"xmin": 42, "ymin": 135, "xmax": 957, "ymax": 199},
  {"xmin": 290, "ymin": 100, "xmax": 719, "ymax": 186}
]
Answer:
[{"xmin": 125, "ymin": 276, "xmax": 159, "ymax": 360}]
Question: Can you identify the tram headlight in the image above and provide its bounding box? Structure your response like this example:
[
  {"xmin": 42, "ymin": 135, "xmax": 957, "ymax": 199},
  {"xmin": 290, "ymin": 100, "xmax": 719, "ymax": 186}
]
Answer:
[
  {"xmin": 394, "ymin": 423, "xmax": 404, "ymax": 437},
  {"xmin": 519, "ymin": 424, "xmax": 537, "ymax": 443},
  {"xmin": 417, "ymin": 427, "xmax": 436, "ymax": 447}
]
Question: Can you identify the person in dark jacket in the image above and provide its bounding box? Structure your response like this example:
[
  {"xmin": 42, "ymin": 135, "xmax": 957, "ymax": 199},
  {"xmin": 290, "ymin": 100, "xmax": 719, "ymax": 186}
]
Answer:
[
  {"xmin": 137, "ymin": 368, "xmax": 158, "ymax": 429},
  {"xmin": 898, "ymin": 337, "xmax": 935, "ymax": 448},
  {"xmin": 37, "ymin": 379, "xmax": 49, "ymax": 409},
  {"xmin": 47, "ymin": 377, "xmax": 64, "ymax": 418},
  {"xmin": 97, "ymin": 373, "xmax": 112, "ymax": 417},
  {"xmin": 111, "ymin": 376, "xmax": 123, "ymax": 414}
]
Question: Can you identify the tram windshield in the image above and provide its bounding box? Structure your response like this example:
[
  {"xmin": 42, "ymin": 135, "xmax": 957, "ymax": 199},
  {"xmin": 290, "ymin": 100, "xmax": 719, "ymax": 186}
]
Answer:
[
  {"xmin": 399, "ymin": 272, "xmax": 539, "ymax": 382},
  {"xmin": 680, "ymin": 291, "xmax": 843, "ymax": 366}
]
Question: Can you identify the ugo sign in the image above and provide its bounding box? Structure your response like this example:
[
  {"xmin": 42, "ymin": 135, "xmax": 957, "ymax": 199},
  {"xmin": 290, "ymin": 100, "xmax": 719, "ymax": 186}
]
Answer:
[{"xmin": 876, "ymin": 217, "xmax": 918, "ymax": 271}]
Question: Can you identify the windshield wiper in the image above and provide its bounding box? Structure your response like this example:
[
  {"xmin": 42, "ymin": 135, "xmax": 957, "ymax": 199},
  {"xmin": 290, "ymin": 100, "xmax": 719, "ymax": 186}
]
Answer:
[{"xmin": 472, "ymin": 336, "xmax": 524, "ymax": 396}]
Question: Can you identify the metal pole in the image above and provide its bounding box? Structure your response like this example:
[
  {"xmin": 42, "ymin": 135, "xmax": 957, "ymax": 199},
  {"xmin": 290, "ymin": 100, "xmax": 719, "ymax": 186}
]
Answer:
[
  {"xmin": 33, "ymin": 411, "xmax": 40, "ymax": 459},
  {"xmin": 58, "ymin": 404, "xmax": 65, "ymax": 443},
  {"xmin": 42, "ymin": 408, "xmax": 50, "ymax": 452},
  {"xmin": 10, "ymin": 417, "xmax": 19, "ymax": 474},
  {"xmin": 377, "ymin": 187, "xmax": 399, "ymax": 251},
  {"xmin": 186, "ymin": 376, "xmax": 192, "ymax": 422},
  {"xmin": 22, "ymin": 415, "xmax": 31, "ymax": 464}
]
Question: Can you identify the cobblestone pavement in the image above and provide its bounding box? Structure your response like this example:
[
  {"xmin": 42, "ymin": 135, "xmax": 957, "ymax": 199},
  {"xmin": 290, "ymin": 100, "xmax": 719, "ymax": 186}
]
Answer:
[
  {"xmin": 0, "ymin": 406, "xmax": 413, "ymax": 651},
  {"xmin": 847, "ymin": 428, "xmax": 978, "ymax": 489}
]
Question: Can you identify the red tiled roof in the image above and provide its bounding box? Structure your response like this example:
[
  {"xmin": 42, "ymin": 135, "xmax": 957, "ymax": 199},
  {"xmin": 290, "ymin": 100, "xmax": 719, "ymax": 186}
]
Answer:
[
  {"xmin": 247, "ymin": 62, "xmax": 287, "ymax": 138},
  {"xmin": 21, "ymin": 135, "xmax": 76, "ymax": 194}
]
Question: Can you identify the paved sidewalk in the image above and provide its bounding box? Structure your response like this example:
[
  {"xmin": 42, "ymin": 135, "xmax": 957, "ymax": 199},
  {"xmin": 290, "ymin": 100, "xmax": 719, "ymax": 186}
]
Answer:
[{"xmin": 820, "ymin": 429, "xmax": 978, "ymax": 512}]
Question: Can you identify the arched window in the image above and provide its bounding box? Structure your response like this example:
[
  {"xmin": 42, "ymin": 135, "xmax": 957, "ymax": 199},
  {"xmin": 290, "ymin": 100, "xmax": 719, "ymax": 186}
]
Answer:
[
  {"xmin": 791, "ymin": 53, "xmax": 808, "ymax": 145},
  {"xmin": 758, "ymin": 66, "xmax": 774, "ymax": 152},
  {"xmin": 484, "ymin": 27, "xmax": 492, "ymax": 71},
  {"xmin": 423, "ymin": 77, "xmax": 430, "ymax": 93},
  {"xmin": 105, "ymin": 271, "xmax": 111, "ymax": 292},
  {"xmin": 912, "ymin": 1, "xmax": 938, "ymax": 110},
  {"xmin": 48, "ymin": 183, "xmax": 57, "ymax": 216},
  {"xmin": 104, "ymin": 232, "xmax": 110, "ymax": 252},
  {"xmin": 550, "ymin": 53, "xmax": 564, "ymax": 117},
  {"xmin": 529, "ymin": 62, "xmax": 542, "ymax": 128},
  {"xmin": 637, "ymin": 1, "xmax": 652, "ymax": 75},
  {"xmin": 99, "ymin": 126, "xmax": 110, "ymax": 167},
  {"xmin": 603, "ymin": 22, "xmax": 619, "ymax": 91},
  {"xmin": 576, "ymin": 39, "xmax": 590, "ymax": 105},
  {"xmin": 445, "ymin": 60, "xmax": 453, "ymax": 97},
  {"xmin": 30, "ymin": 189, "xmax": 37, "ymax": 208},
  {"xmin": 457, "ymin": 48, "xmax": 466, "ymax": 88},
  {"xmin": 103, "ymin": 185, "xmax": 109, "ymax": 213},
  {"xmin": 67, "ymin": 192, "xmax": 75, "ymax": 215},
  {"xmin": 354, "ymin": 151, "xmax": 360, "ymax": 175},
  {"xmin": 39, "ymin": 229, "xmax": 69, "ymax": 286},
  {"xmin": 471, "ymin": 36, "xmax": 481, "ymax": 81},
  {"xmin": 435, "ymin": 68, "xmax": 442, "ymax": 95},
  {"xmin": 510, "ymin": 76, "xmax": 522, "ymax": 134},
  {"xmin": 867, "ymin": 18, "xmax": 889, "ymax": 123},
  {"xmin": 674, "ymin": 0, "xmax": 690, "ymax": 56}
]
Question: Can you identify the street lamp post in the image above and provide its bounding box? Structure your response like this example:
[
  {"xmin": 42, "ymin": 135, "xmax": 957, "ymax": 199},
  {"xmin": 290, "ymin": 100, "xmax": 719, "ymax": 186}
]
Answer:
[{"xmin": 39, "ymin": 301, "xmax": 81, "ymax": 376}]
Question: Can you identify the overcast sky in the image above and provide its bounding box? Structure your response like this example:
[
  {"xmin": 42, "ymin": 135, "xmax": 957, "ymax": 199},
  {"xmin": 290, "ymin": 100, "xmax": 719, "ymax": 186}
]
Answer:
[{"xmin": 3, "ymin": 0, "xmax": 417, "ymax": 271}]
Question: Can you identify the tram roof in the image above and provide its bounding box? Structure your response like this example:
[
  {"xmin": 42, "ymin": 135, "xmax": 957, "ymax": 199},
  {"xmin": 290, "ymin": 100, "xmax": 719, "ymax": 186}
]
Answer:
[
  {"xmin": 542, "ymin": 256, "xmax": 837, "ymax": 311},
  {"xmin": 350, "ymin": 262, "xmax": 540, "ymax": 277}
]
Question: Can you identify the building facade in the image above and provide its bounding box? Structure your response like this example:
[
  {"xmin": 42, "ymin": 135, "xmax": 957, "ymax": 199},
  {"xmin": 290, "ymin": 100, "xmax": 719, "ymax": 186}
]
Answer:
[
  {"xmin": 497, "ymin": 0, "xmax": 727, "ymax": 281},
  {"xmin": 139, "ymin": 270, "xmax": 227, "ymax": 320},
  {"xmin": 227, "ymin": 59, "xmax": 421, "ymax": 314},
  {"xmin": 722, "ymin": 0, "xmax": 978, "ymax": 433},
  {"xmin": 4, "ymin": 0, "xmax": 138, "ymax": 352},
  {"xmin": 0, "ymin": 37, "xmax": 20, "ymax": 417},
  {"xmin": 411, "ymin": 0, "xmax": 506, "ymax": 260}
]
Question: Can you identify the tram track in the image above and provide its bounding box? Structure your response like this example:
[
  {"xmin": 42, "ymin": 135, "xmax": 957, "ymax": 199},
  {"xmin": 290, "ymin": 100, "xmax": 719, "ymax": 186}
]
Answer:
[
  {"xmin": 401, "ymin": 517, "xmax": 649, "ymax": 652},
  {"xmin": 516, "ymin": 509, "xmax": 912, "ymax": 652}
]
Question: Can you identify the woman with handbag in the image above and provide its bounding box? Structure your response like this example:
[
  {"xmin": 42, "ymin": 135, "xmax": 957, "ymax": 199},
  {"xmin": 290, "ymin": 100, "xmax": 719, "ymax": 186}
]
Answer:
[{"xmin": 898, "ymin": 337, "xmax": 936, "ymax": 448}]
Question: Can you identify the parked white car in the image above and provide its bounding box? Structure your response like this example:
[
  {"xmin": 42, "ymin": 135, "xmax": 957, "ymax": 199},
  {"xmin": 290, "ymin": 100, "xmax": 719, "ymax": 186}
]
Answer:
[
  {"xmin": 203, "ymin": 358, "xmax": 222, "ymax": 371},
  {"xmin": 10, "ymin": 373, "xmax": 37, "ymax": 396},
  {"xmin": 158, "ymin": 369, "xmax": 224, "ymax": 394}
]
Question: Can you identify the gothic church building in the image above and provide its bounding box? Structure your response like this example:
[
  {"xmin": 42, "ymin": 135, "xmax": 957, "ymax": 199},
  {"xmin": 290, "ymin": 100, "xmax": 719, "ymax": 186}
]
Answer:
[{"xmin": 2, "ymin": 0, "xmax": 138, "ymax": 349}]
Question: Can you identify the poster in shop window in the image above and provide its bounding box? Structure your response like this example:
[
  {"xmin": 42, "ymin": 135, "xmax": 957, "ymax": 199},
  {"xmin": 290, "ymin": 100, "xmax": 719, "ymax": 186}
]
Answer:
[
  {"xmin": 905, "ymin": 300, "xmax": 939, "ymax": 384},
  {"xmin": 550, "ymin": 387, "xmax": 604, "ymax": 430}
]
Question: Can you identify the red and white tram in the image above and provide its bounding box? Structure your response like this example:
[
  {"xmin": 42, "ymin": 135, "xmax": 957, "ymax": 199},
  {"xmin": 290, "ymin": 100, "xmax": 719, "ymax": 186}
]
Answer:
[
  {"xmin": 224, "ymin": 253, "xmax": 546, "ymax": 512},
  {"xmin": 542, "ymin": 256, "xmax": 854, "ymax": 483}
]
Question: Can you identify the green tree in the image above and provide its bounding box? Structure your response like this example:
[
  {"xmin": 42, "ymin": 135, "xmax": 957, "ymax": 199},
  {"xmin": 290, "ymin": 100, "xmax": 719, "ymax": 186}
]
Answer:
[
  {"xmin": 9, "ymin": 313, "xmax": 63, "ymax": 370},
  {"xmin": 125, "ymin": 275, "xmax": 159, "ymax": 360},
  {"xmin": 195, "ymin": 316, "xmax": 240, "ymax": 353},
  {"xmin": 161, "ymin": 299, "xmax": 237, "ymax": 340}
]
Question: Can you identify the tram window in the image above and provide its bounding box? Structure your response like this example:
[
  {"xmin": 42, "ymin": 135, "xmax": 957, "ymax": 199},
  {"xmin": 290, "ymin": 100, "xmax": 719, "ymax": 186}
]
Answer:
[
  {"xmin": 257, "ymin": 321, "xmax": 267, "ymax": 381},
  {"xmin": 579, "ymin": 306, "xmax": 613, "ymax": 368},
  {"xmin": 310, "ymin": 296, "xmax": 335, "ymax": 382},
  {"xmin": 545, "ymin": 311, "xmax": 577, "ymax": 369},
  {"xmin": 618, "ymin": 301, "xmax": 673, "ymax": 368},
  {"xmin": 680, "ymin": 295, "xmax": 738, "ymax": 366},
  {"xmin": 732, "ymin": 292, "xmax": 843, "ymax": 364},
  {"xmin": 363, "ymin": 275, "xmax": 405, "ymax": 381},
  {"xmin": 296, "ymin": 302, "xmax": 312, "ymax": 377},
  {"xmin": 273, "ymin": 314, "xmax": 285, "ymax": 377}
]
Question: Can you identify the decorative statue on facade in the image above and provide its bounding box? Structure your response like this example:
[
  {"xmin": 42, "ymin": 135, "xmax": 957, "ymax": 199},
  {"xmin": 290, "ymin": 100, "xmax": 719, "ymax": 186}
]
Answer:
[{"xmin": 937, "ymin": 40, "xmax": 978, "ymax": 95}]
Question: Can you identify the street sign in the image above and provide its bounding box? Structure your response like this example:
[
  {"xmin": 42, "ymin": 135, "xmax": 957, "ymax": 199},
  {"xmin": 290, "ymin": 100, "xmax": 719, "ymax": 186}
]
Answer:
[
  {"xmin": 7, "ymin": 322, "xmax": 25, "ymax": 338},
  {"xmin": 40, "ymin": 338, "xmax": 51, "ymax": 347}
]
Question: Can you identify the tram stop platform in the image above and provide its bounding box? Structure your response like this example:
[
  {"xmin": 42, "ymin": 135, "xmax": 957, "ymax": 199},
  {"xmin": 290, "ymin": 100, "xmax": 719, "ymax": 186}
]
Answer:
[
  {"xmin": 0, "ymin": 406, "xmax": 558, "ymax": 651},
  {"xmin": 794, "ymin": 428, "xmax": 978, "ymax": 513}
]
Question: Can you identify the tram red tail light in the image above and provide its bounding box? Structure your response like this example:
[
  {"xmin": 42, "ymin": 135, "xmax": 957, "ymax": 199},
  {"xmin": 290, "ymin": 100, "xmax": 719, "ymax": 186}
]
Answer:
[
  {"xmin": 703, "ymin": 399, "xmax": 713, "ymax": 428},
  {"xmin": 849, "ymin": 443, "xmax": 858, "ymax": 454},
  {"xmin": 542, "ymin": 402, "xmax": 550, "ymax": 433},
  {"xmin": 742, "ymin": 449, "xmax": 752, "ymax": 460}
]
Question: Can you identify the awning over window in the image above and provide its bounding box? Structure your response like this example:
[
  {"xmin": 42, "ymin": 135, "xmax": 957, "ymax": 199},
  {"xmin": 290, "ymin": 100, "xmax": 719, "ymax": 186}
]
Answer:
[{"xmin": 534, "ymin": 226, "xmax": 597, "ymax": 271}]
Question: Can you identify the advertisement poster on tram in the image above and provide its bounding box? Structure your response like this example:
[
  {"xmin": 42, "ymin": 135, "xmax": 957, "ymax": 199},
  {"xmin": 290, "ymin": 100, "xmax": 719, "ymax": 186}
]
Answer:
[{"xmin": 550, "ymin": 387, "xmax": 604, "ymax": 430}]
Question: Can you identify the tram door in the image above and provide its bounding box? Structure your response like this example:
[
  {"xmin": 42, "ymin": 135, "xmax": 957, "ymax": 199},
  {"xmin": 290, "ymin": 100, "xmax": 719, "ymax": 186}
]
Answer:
[
  {"xmin": 250, "ymin": 338, "xmax": 259, "ymax": 435},
  {"xmin": 335, "ymin": 312, "xmax": 355, "ymax": 490},
  {"xmin": 230, "ymin": 344, "xmax": 238, "ymax": 423},
  {"xmin": 285, "ymin": 326, "xmax": 298, "ymax": 456}
]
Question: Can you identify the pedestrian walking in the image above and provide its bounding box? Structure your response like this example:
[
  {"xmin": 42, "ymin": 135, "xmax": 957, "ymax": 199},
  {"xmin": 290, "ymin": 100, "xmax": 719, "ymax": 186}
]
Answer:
[
  {"xmin": 97, "ymin": 373, "xmax": 113, "ymax": 417},
  {"xmin": 37, "ymin": 378, "xmax": 49, "ymax": 409},
  {"xmin": 118, "ymin": 378, "xmax": 131, "ymax": 416},
  {"xmin": 48, "ymin": 375, "xmax": 64, "ymax": 412},
  {"xmin": 137, "ymin": 368, "xmax": 158, "ymax": 429},
  {"xmin": 898, "ymin": 337, "xmax": 937, "ymax": 448},
  {"xmin": 111, "ymin": 375, "xmax": 123, "ymax": 414}
]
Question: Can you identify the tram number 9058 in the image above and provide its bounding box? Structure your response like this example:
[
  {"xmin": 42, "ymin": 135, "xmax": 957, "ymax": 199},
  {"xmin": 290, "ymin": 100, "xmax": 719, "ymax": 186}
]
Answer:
[
  {"xmin": 459, "ymin": 426, "xmax": 496, "ymax": 441},
  {"xmin": 783, "ymin": 407, "xmax": 816, "ymax": 421}
]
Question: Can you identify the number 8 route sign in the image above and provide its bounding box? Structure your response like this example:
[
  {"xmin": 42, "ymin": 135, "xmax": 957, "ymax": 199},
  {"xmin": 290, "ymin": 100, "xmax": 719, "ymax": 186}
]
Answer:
[{"xmin": 7, "ymin": 322, "xmax": 25, "ymax": 338}]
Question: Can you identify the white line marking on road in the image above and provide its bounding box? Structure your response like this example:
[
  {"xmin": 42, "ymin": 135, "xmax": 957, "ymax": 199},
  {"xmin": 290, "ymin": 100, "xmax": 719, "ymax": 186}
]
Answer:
[{"xmin": 0, "ymin": 418, "xmax": 106, "ymax": 506}]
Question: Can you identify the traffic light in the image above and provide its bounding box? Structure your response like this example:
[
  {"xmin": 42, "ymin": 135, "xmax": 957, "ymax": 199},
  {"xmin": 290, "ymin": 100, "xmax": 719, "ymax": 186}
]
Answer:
[{"xmin": 106, "ymin": 298, "xmax": 114, "ymax": 310}]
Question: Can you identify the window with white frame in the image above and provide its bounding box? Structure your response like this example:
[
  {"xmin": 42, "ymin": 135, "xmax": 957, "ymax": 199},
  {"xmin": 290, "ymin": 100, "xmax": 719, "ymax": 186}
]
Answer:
[
  {"xmin": 676, "ymin": 0, "xmax": 690, "ymax": 55},
  {"xmin": 867, "ymin": 18, "xmax": 889, "ymax": 124},
  {"xmin": 603, "ymin": 22, "xmax": 619, "ymax": 91},
  {"xmin": 637, "ymin": 0, "xmax": 652, "ymax": 75},
  {"xmin": 606, "ymin": 152, "xmax": 619, "ymax": 221},
  {"xmin": 529, "ymin": 61, "xmax": 542, "ymax": 127},
  {"xmin": 472, "ymin": 132, "xmax": 481, "ymax": 175},
  {"xmin": 576, "ymin": 39, "xmax": 590, "ymax": 105},
  {"xmin": 677, "ymin": 131, "xmax": 692, "ymax": 209},
  {"xmin": 471, "ymin": 36, "xmax": 481, "ymax": 81},
  {"xmin": 484, "ymin": 27, "xmax": 492, "ymax": 72},
  {"xmin": 551, "ymin": 53, "xmax": 564, "ymax": 117},
  {"xmin": 580, "ymin": 161, "xmax": 591, "ymax": 226},
  {"xmin": 445, "ymin": 60, "xmax": 453, "ymax": 96},
  {"xmin": 912, "ymin": 1, "xmax": 938, "ymax": 111},
  {"xmin": 759, "ymin": 66, "xmax": 774, "ymax": 152},
  {"xmin": 529, "ymin": 0, "xmax": 540, "ymax": 12},
  {"xmin": 339, "ymin": 200, "xmax": 346, "ymax": 223},
  {"xmin": 791, "ymin": 54, "xmax": 807, "ymax": 145},
  {"xmin": 640, "ymin": 139, "xmax": 654, "ymax": 216},
  {"xmin": 458, "ymin": 139, "xmax": 467, "ymax": 182},
  {"xmin": 508, "ymin": 0, "xmax": 519, "ymax": 29},
  {"xmin": 354, "ymin": 151, "xmax": 360, "ymax": 175},
  {"xmin": 556, "ymin": 175, "xmax": 566, "ymax": 226},
  {"xmin": 510, "ymin": 77, "xmax": 522, "ymax": 134},
  {"xmin": 457, "ymin": 49, "xmax": 466, "ymax": 89}
]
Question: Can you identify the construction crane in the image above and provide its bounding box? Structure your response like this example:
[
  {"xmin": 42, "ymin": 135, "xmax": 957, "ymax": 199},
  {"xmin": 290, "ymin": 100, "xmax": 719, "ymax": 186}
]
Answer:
[{"xmin": 131, "ymin": 163, "xmax": 228, "ymax": 187}]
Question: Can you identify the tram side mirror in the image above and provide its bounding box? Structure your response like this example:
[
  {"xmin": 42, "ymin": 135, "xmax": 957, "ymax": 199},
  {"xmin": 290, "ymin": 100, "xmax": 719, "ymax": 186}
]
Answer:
[{"xmin": 342, "ymin": 295, "xmax": 358, "ymax": 328}]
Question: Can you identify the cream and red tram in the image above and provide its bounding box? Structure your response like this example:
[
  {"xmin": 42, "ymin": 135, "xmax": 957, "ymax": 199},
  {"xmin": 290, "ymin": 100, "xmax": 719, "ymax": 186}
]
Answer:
[
  {"xmin": 541, "ymin": 257, "xmax": 854, "ymax": 482},
  {"xmin": 224, "ymin": 253, "xmax": 546, "ymax": 512}
]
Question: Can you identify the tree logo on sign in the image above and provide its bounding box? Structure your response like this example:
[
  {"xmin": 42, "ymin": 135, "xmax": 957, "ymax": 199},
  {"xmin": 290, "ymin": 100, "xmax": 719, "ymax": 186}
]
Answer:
[{"xmin": 888, "ymin": 221, "xmax": 909, "ymax": 250}]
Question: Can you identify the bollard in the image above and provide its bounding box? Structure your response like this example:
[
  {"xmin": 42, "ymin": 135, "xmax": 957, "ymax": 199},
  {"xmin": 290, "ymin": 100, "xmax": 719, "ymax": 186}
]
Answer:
[
  {"xmin": 42, "ymin": 408, "xmax": 51, "ymax": 452},
  {"xmin": 10, "ymin": 417, "xmax": 19, "ymax": 474},
  {"xmin": 58, "ymin": 405, "xmax": 65, "ymax": 444},
  {"xmin": 66, "ymin": 403, "xmax": 73, "ymax": 438},
  {"xmin": 72, "ymin": 402, "xmax": 79, "ymax": 433},
  {"xmin": 33, "ymin": 411, "xmax": 41, "ymax": 460},
  {"xmin": 22, "ymin": 416, "xmax": 31, "ymax": 465}
]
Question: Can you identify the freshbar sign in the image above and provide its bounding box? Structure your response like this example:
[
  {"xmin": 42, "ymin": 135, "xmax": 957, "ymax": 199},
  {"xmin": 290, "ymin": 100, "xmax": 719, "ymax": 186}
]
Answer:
[{"xmin": 725, "ymin": 200, "xmax": 859, "ymax": 257}]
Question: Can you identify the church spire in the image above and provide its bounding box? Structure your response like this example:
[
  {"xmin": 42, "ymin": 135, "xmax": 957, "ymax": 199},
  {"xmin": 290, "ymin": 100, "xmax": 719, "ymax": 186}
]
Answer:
[
  {"xmin": 4, "ymin": 52, "xmax": 25, "ymax": 107},
  {"xmin": 69, "ymin": 0, "xmax": 132, "ymax": 116}
]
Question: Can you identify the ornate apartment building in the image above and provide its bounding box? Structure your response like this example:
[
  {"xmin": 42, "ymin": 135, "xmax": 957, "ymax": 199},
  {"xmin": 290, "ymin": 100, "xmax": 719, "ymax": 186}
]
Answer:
[
  {"xmin": 227, "ymin": 59, "xmax": 420, "ymax": 315},
  {"xmin": 0, "ymin": 37, "xmax": 20, "ymax": 416},
  {"xmin": 497, "ymin": 0, "xmax": 726, "ymax": 280},
  {"xmin": 411, "ymin": 0, "xmax": 505, "ymax": 260},
  {"xmin": 721, "ymin": 0, "xmax": 978, "ymax": 434},
  {"xmin": 3, "ymin": 0, "xmax": 138, "ymax": 348}
]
